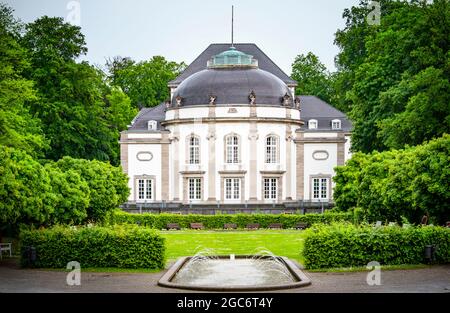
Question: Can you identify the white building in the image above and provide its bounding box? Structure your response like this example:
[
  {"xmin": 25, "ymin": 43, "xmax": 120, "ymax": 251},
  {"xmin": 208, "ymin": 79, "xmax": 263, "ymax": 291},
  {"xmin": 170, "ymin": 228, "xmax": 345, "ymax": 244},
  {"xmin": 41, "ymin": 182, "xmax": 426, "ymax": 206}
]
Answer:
[{"xmin": 120, "ymin": 44, "xmax": 352, "ymax": 211}]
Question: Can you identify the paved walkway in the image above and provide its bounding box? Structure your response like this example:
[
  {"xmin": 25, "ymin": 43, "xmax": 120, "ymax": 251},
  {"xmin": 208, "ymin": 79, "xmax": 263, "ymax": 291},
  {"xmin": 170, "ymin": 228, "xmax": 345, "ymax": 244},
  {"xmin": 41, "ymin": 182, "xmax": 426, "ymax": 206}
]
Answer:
[{"xmin": 0, "ymin": 259, "xmax": 449, "ymax": 293}]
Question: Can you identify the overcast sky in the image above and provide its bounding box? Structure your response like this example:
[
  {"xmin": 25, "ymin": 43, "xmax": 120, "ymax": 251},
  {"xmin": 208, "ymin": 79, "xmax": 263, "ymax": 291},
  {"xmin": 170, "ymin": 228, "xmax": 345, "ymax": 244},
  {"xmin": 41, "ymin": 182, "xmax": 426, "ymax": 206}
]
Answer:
[{"xmin": 5, "ymin": 0, "xmax": 359, "ymax": 75}]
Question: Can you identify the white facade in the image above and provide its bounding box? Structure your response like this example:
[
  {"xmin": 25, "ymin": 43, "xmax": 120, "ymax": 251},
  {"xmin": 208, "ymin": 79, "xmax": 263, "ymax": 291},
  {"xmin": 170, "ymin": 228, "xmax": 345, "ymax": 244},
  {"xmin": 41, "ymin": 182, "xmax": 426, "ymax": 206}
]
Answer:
[
  {"xmin": 121, "ymin": 105, "xmax": 351, "ymax": 205},
  {"xmin": 120, "ymin": 44, "xmax": 352, "ymax": 207}
]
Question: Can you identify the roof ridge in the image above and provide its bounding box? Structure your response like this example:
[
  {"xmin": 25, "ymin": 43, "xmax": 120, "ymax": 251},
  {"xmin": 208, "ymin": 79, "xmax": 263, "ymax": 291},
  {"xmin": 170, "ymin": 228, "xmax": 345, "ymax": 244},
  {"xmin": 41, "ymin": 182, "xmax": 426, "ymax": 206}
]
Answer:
[
  {"xmin": 299, "ymin": 95, "xmax": 347, "ymax": 117},
  {"xmin": 169, "ymin": 43, "xmax": 297, "ymax": 86},
  {"xmin": 169, "ymin": 44, "xmax": 214, "ymax": 85},
  {"xmin": 249, "ymin": 43, "xmax": 297, "ymax": 85}
]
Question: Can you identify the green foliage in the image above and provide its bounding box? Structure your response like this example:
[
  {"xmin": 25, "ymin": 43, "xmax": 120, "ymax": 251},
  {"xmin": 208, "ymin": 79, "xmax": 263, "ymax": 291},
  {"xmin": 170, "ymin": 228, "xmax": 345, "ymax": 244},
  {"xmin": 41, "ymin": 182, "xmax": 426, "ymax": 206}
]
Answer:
[
  {"xmin": 333, "ymin": 135, "xmax": 450, "ymax": 223},
  {"xmin": 53, "ymin": 157, "xmax": 130, "ymax": 222},
  {"xmin": 107, "ymin": 55, "xmax": 186, "ymax": 108},
  {"xmin": 20, "ymin": 225, "xmax": 165, "ymax": 269},
  {"xmin": 303, "ymin": 223, "xmax": 450, "ymax": 269},
  {"xmin": 27, "ymin": 59, "xmax": 121, "ymax": 163},
  {"xmin": 44, "ymin": 164, "xmax": 90, "ymax": 225},
  {"xmin": 378, "ymin": 67, "xmax": 450, "ymax": 149},
  {"xmin": 16, "ymin": 16, "xmax": 136, "ymax": 165},
  {"xmin": 0, "ymin": 146, "xmax": 129, "ymax": 229},
  {"xmin": 334, "ymin": 0, "xmax": 450, "ymax": 152},
  {"xmin": 0, "ymin": 146, "xmax": 54, "ymax": 226},
  {"xmin": 291, "ymin": 52, "xmax": 333, "ymax": 103},
  {"xmin": 0, "ymin": 5, "xmax": 47, "ymax": 157},
  {"xmin": 21, "ymin": 16, "xmax": 87, "ymax": 63},
  {"xmin": 105, "ymin": 87, "xmax": 138, "ymax": 131},
  {"xmin": 109, "ymin": 211, "xmax": 354, "ymax": 229}
]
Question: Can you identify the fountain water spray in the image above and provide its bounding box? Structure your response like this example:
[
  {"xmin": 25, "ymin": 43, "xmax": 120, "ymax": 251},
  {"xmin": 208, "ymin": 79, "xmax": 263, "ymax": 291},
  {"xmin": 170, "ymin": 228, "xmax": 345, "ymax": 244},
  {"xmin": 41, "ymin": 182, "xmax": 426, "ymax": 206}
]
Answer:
[{"xmin": 171, "ymin": 248, "xmax": 297, "ymax": 287}]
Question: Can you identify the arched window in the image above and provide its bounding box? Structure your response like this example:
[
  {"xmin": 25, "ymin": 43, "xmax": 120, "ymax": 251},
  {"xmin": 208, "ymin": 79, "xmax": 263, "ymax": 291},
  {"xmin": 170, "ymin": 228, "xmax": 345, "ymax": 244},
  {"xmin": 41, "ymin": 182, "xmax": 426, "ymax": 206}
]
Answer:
[
  {"xmin": 308, "ymin": 119, "xmax": 318, "ymax": 130},
  {"xmin": 188, "ymin": 135, "xmax": 200, "ymax": 164},
  {"xmin": 331, "ymin": 119, "xmax": 341, "ymax": 130},
  {"xmin": 225, "ymin": 134, "xmax": 239, "ymax": 164},
  {"xmin": 265, "ymin": 135, "xmax": 278, "ymax": 163}
]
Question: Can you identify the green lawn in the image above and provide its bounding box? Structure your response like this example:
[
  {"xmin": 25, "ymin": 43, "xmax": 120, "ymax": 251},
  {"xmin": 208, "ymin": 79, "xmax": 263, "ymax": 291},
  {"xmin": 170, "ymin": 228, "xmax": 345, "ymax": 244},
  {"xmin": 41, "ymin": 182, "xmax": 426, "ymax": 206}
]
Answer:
[{"xmin": 159, "ymin": 229, "xmax": 306, "ymax": 264}]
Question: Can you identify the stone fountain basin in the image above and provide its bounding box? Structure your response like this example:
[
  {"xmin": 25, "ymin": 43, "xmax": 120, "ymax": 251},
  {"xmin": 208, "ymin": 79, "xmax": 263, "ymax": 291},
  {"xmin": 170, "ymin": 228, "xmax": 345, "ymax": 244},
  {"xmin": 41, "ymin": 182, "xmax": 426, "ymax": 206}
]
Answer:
[{"xmin": 158, "ymin": 255, "xmax": 311, "ymax": 291}]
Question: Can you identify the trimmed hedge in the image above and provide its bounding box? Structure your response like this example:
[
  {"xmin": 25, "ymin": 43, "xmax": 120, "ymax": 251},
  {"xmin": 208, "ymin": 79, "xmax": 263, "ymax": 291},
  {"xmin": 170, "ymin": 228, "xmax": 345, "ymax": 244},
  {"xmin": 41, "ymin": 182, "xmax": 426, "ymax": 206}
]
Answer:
[
  {"xmin": 20, "ymin": 225, "xmax": 165, "ymax": 269},
  {"xmin": 109, "ymin": 210, "xmax": 354, "ymax": 229},
  {"xmin": 303, "ymin": 223, "xmax": 450, "ymax": 269}
]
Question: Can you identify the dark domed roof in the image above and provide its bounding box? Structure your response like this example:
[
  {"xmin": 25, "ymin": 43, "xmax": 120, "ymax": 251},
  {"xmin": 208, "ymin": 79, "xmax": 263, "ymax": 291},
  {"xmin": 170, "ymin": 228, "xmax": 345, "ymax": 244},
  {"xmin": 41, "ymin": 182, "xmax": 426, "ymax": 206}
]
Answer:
[
  {"xmin": 172, "ymin": 47, "xmax": 293, "ymax": 107},
  {"xmin": 172, "ymin": 67, "xmax": 293, "ymax": 106}
]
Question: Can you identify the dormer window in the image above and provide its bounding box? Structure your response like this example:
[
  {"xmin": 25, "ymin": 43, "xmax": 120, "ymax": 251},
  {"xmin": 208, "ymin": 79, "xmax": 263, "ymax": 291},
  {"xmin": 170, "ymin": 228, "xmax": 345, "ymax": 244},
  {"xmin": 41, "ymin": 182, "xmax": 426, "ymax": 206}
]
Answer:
[
  {"xmin": 331, "ymin": 119, "xmax": 341, "ymax": 130},
  {"xmin": 308, "ymin": 119, "xmax": 318, "ymax": 130},
  {"xmin": 148, "ymin": 120, "xmax": 157, "ymax": 131}
]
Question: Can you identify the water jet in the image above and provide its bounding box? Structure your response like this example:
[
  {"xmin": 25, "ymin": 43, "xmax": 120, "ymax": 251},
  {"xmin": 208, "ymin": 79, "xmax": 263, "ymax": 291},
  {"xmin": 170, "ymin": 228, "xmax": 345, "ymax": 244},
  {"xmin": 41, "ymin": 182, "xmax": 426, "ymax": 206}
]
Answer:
[{"xmin": 158, "ymin": 250, "xmax": 311, "ymax": 291}]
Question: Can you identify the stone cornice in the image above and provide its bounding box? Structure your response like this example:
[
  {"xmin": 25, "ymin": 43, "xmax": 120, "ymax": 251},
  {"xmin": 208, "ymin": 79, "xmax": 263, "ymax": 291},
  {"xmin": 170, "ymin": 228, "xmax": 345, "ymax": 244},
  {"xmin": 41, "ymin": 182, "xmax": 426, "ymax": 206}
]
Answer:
[
  {"xmin": 165, "ymin": 104, "xmax": 301, "ymax": 110},
  {"xmin": 119, "ymin": 138, "xmax": 171, "ymax": 144},
  {"xmin": 218, "ymin": 170, "xmax": 247, "ymax": 175},
  {"xmin": 296, "ymin": 129, "xmax": 352, "ymax": 136},
  {"xmin": 294, "ymin": 137, "xmax": 347, "ymax": 144},
  {"xmin": 162, "ymin": 117, "xmax": 303, "ymax": 126},
  {"xmin": 179, "ymin": 171, "xmax": 206, "ymax": 175},
  {"xmin": 260, "ymin": 170, "xmax": 286, "ymax": 175}
]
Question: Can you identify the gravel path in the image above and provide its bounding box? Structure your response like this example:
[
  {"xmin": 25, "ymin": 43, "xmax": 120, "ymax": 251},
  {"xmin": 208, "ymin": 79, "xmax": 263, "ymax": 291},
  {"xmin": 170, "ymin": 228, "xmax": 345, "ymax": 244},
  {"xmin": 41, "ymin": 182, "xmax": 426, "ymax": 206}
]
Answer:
[{"xmin": 0, "ymin": 259, "xmax": 449, "ymax": 293}]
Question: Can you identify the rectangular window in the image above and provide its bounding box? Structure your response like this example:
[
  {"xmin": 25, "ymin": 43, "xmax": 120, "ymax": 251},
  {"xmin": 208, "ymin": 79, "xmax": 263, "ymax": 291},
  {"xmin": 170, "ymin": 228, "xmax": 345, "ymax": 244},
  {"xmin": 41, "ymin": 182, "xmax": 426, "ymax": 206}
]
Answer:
[
  {"xmin": 313, "ymin": 178, "xmax": 320, "ymax": 199},
  {"xmin": 312, "ymin": 178, "xmax": 328, "ymax": 200},
  {"xmin": 190, "ymin": 145, "xmax": 199, "ymax": 164},
  {"xmin": 309, "ymin": 120, "xmax": 318, "ymax": 129},
  {"xmin": 146, "ymin": 180, "xmax": 152, "ymax": 199},
  {"xmin": 226, "ymin": 135, "xmax": 239, "ymax": 163},
  {"xmin": 263, "ymin": 178, "xmax": 277, "ymax": 200},
  {"xmin": 332, "ymin": 120, "xmax": 341, "ymax": 130},
  {"xmin": 225, "ymin": 178, "xmax": 240, "ymax": 200},
  {"xmin": 137, "ymin": 178, "xmax": 153, "ymax": 200},
  {"xmin": 265, "ymin": 136, "xmax": 278, "ymax": 163},
  {"xmin": 188, "ymin": 178, "xmax": 202, "ymax": 200},
  {"xmin": 189, "ymin": 137, "xmax": 200, "ymax": 164}
]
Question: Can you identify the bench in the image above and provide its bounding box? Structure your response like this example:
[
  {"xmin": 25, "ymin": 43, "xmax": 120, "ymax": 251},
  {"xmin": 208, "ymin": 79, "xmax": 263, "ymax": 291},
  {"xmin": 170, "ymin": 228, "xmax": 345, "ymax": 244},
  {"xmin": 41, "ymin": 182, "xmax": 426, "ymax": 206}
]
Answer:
[
  {"xmin": 190, "ymin": 223, "xmax": 204, "ymax": 230},
  {"xmin": 268, "ymin": 223, "xmax": 283, "ymax": 229},
  {"xmin": 224, "ymin": 223, "xmax": 237, "ymax": 230},
  {"xmin": 246, "ymin": 223, "xmax": 260, "ymax": 230},
  {"xmin": 294, "ymin": 222, "xmax": 308, "ymax": 230},
  {"xmin": 0, "ymin": 243, "xmax": 12, "ymax": 260},
  {"xmin": 166, "ymin": 223, "xmax": 180, "ymax": 230}
]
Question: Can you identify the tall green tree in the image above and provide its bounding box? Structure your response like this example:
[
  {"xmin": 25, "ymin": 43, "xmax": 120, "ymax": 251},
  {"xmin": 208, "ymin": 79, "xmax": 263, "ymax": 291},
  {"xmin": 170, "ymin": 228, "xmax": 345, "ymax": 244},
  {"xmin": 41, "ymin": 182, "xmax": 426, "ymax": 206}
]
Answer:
[
  {"xmin": 107, "ymin": 55, "xmax": 186, "ymax": 108},
  {"xmin": 0, "ymin": 4, "xmax": 47, "ymax": 157},
  {"xmin": 378, "ymin": 67, "xmax": 450, "ymax": 149},
  {"xmin": 20, "ymin": 16, "xmax": 135, "ymax": 164},
  {"xmin": 334, "ymin": 0, "xmax": 450, "ymax": 152},
  {"xmin": 291, "ymin": 52, "xmax": 333, "ymax": 104},
  {"xmin": 105, "ymin": 87, "xmax": 138, "ymax": 131}
]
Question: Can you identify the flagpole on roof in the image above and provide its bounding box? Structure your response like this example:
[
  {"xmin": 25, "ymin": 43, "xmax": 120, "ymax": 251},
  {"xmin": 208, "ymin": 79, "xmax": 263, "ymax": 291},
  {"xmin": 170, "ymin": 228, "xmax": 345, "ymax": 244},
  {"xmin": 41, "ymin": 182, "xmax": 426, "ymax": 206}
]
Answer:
[{"xmin": 231, "ymin": 5, "xmax": 234, "ymax": 48}]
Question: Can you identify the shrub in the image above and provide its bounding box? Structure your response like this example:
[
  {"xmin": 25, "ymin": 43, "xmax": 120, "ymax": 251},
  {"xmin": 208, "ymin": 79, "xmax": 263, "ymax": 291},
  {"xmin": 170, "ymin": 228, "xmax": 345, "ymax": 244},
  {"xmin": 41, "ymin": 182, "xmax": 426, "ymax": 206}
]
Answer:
[
  {"xmin": 303, "ymin": 222, "xmax": 450, "ymax": 269},
  {"xmin": 53, "ymin": 157, "xmax": 130, "ymax": 222},
  {"xmin": 109, "ymin": 210, "xmax": 354, "ymax": 229},
  {"xmin": 0, "ymin": 146, "xmax": 55, "ymax": 227},
  {"xmin": 333, "ymin": 135, "xmax": 450, "ymax": 224},
  {"xmin": 20, "ymin": 225, "xmax": 165, "ymax": 269},
  {"xmin": 0, "ymin": 146, "xmax": 130, "ymax": 231}
]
